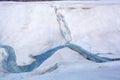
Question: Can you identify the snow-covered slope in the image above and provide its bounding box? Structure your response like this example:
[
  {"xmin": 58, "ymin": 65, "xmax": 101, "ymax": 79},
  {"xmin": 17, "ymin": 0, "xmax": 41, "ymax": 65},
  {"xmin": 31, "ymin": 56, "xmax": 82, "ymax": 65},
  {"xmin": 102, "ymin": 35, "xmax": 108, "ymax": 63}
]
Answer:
[{"xmin": 0, "ymin": 1, "xmax": 120, "ymax": 80}]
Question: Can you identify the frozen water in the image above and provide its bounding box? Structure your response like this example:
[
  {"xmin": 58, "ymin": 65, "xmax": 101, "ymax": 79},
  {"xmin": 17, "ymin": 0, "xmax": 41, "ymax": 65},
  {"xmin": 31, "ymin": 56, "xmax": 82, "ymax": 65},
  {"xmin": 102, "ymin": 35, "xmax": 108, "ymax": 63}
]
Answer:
[{"xmin": 0, "ymin": 1, "xmax": 120, "ymax": 80}]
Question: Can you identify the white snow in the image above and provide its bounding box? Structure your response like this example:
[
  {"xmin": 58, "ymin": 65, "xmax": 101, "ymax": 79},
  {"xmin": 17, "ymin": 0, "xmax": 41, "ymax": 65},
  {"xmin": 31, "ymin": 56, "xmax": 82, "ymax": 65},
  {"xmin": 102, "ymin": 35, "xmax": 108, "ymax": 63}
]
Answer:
[{"xmin": 0, "ymin": 1, "xmax": 120, "ymax": 80}]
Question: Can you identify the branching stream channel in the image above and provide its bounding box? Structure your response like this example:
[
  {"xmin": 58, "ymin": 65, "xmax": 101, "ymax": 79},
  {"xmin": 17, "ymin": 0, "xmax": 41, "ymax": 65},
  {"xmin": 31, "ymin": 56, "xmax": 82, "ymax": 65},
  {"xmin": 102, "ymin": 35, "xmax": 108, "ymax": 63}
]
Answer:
[{"xmin": 0, "ymin": 6, "xmax": 120, "ymax": 73}]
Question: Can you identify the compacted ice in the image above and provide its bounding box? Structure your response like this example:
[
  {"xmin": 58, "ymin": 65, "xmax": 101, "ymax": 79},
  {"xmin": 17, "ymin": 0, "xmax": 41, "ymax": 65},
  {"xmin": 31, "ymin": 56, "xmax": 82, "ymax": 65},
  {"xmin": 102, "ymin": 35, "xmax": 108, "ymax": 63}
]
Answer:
[{"xmin": 0, "ymin": 5, "xmax": 120, "ymax": 73}]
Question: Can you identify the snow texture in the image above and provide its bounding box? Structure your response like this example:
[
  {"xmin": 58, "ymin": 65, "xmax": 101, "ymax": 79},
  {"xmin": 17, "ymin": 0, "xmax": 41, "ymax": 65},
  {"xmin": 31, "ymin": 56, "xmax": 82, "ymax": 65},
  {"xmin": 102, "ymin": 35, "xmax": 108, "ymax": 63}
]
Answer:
[{"xmin": 0, "ymin": 1, "xmax": 120, "ymax": 80}]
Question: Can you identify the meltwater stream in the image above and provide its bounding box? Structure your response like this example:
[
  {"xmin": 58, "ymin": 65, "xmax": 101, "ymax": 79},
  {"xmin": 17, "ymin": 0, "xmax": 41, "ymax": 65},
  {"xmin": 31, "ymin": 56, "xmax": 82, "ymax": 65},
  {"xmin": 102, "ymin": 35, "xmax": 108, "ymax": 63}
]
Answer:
[
  {"xmin": 0, "ymin": 7, "xmax": 120, "ymax": 73},
  {"xmin": 54, "ymin": 6, "xmax": 72, "ymax": 44},
  {"xmin": 0, "ymin": 45, "xmax": 65, "ymax": 73},
  {"xmin": 0, "ymin": 43, "xmax": 120, "ymax": 73}
]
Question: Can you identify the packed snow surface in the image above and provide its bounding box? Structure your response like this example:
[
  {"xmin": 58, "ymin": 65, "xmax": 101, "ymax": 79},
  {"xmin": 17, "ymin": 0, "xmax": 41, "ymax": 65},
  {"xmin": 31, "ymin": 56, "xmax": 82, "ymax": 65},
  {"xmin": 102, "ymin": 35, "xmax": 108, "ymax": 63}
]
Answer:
[{"xmin": 0, "ymin": 1, "xmax": 120, "ymax": 80}]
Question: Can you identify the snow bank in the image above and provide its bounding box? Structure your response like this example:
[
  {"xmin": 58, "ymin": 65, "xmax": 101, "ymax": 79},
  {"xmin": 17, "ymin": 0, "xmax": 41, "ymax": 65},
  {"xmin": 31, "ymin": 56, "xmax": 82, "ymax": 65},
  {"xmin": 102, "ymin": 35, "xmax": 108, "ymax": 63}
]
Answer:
[{"xmin": 0, "ymin": 1, "xmax": 120, "ymax": 80}]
